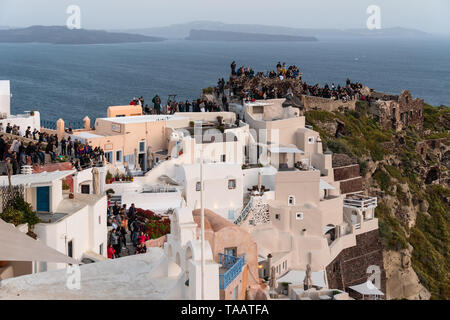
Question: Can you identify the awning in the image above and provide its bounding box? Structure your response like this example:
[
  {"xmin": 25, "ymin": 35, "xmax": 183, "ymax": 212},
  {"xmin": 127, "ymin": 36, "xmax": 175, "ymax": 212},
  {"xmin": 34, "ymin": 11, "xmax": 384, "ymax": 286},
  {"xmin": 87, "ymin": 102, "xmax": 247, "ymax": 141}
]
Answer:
[
  {"xmin": 323, "ymin": 225, "xmax": 335, "ymax": 234},
  {"xmin": 0, "ymin": 218, "xmax": 80, "ymax": 264},
  {"xmin": 320, "ymin": 179, "xmax": 336, "ymax": 190},
  {"xmin": 268, "ymin": 146, "xmax": 304, "ymax": 154},
  {"xmin": 349, "ymin": 281, "xmax": 384, "ymax": 296},
  {"xmin": 277, "ymin": 270, "xmax": 327, "ymax": 288}
]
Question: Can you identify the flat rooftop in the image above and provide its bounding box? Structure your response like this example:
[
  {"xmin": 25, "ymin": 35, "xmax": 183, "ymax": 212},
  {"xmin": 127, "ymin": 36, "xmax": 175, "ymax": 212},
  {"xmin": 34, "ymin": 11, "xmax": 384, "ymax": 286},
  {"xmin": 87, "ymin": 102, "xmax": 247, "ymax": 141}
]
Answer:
[
  {"xmin": 98, "ymin": 114, "xmax": 187, "ymax": 125},
  {"xmin": 0, "ymin": 249, "xmax": 181, "ymax": 300},
  {"xmin": 37, "ymin": 212, "xmax": 68, "ymax": 224}
]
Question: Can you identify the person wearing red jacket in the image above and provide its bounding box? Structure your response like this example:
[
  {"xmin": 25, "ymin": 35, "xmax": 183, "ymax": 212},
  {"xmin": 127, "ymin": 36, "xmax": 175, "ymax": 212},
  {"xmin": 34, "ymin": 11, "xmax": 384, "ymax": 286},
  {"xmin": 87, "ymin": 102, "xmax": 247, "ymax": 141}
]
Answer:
[{"xmin": 107, "ymin": 244, "xmax": 115, "ymax": 259}]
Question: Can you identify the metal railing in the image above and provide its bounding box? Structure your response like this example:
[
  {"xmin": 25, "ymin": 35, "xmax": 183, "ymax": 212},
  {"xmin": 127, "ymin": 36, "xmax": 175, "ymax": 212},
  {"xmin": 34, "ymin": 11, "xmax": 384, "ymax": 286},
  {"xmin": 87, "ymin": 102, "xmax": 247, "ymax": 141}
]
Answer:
[
  {"xmin": 66, "ymin": 121, "xmax": 85, "ymax": 130},
  {"xmin": 41, "ymin": 120, "xmax": 57, "ymax": 130},
  {"xmin": 219, "ymin": 253, "xmax": 245, "ymax": 290},
  {"xmin": 343, "ymin": 196, "xmax": 377, "ymax": 209},
  {"xmin": 233, "ymin": 197, "xmax": 253, "ymax": 225}
]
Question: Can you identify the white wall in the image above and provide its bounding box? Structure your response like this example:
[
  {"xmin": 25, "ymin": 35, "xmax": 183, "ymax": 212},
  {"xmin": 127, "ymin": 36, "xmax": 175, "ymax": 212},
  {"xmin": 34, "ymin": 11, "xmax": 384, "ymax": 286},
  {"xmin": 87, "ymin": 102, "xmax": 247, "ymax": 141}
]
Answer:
[
  {"xmin": 0, "ymin": 80, "xmax": 11, "ymax": 116},
  {"xmin": 34, "ymin": 206, "xmax": 90, "ymax": 271},
  {"xmin": 0, "ymin": 111, "xmax": 41, "ymax": 132},
  {"xmin": 176, "ymin": 163, "xmax": 243, "ymax": 220}
]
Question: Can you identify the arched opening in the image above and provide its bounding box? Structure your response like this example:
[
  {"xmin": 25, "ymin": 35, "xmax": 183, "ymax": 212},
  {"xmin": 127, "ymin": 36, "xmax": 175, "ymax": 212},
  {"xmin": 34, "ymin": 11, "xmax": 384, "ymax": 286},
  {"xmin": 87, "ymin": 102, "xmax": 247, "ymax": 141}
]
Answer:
[{"xmin": 324, "ymin": 224, "xmax": 336, "ymax": 245}]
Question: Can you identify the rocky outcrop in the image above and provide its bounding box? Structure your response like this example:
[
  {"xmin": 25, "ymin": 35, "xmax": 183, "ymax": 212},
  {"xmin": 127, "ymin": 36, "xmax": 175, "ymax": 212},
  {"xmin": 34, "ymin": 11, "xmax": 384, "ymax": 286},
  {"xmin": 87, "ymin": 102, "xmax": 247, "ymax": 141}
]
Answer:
[{"xmin": 383, "ymin": 246, "xmax": 431, "ymax": 300}]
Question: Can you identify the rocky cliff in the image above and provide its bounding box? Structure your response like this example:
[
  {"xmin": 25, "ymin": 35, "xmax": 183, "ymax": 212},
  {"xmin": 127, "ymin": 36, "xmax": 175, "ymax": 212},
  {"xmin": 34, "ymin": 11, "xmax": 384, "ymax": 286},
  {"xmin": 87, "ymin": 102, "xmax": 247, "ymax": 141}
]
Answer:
[{"xmin": 305, "ymin": 102, "xmax": 449, "ymax": 300}]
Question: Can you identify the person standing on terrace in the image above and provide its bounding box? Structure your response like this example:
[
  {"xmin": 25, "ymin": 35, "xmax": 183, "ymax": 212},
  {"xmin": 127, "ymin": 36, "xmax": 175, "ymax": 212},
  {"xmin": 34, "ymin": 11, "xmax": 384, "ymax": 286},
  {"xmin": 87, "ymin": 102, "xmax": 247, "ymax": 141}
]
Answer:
[
  {"xmin": 152, "ymin": 95, "xmax": 161, "ymax": 115},
  {"xmin": 231, "ymin": 61, "xmax": 236, "ymax": 75},
  {"xmin": 45, "ymin": 139, "xmax": 56, "ymax": 163}
]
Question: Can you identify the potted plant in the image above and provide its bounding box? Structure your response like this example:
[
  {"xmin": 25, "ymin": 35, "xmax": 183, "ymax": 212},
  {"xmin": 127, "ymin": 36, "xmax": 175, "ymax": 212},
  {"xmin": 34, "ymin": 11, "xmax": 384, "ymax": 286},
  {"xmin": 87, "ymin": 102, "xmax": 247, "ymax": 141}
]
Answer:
[
  {"xmin": 189, "ymin": 121, "xmax": 195, "ymax": 127},
  {"xmin": 105, "ymin": 171, "xmax": 113, "ymax": 184},
  {"xmin": 130, "ymin": 176, "xmax": 134, "ymax": 182},
  {"xmin": 106, "ymin": 188, "xmax": 115, "ymax": 196},
  {"xmin": 69, "ymin": 192, "xmax": 74, "ymax": 199},
  {"xmin": 115, "ymin": 173, "xmax": 120, "ymax": 182},
  {"xmin": 62, "ymin": 180, "xmax": 70, "ymax": 193}
]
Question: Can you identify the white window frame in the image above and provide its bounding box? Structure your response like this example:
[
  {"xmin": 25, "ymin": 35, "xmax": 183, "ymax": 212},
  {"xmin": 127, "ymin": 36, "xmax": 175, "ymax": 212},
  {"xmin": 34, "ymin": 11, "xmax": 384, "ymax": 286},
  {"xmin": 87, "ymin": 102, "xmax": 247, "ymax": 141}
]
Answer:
[
  {"xmin": 228, "ymin": 179, "xmax": 236, "ymax": 190},
  {"xmin": 288, "ymin": 195, "xmax": 295, "ymax": 206},
  {"xmin": 296, "ymin": 212, "xmax": 304, "ymax": 220},
  {"xmin": 139, "ymin": 141, "xmax": 146, "ymax": 153},
  {"xmin": 308, "ymin": 136, "xmax": 315, "ymax": 144}
]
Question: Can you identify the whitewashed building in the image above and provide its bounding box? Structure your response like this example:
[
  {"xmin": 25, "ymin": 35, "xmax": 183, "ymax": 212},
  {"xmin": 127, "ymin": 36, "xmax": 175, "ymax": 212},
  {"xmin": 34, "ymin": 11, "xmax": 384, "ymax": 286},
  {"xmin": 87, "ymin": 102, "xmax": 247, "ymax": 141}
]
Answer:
[{"xmin": 0, "ymin": 170, "xmax": 108, "ymax": 271}]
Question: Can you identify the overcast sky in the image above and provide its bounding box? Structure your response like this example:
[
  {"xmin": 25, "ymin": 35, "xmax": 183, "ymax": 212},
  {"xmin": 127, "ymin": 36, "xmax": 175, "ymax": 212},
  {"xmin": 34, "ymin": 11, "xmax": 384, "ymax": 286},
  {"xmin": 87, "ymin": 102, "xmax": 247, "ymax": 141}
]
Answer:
[{"xmin": 1, "ymin": 0, "xmax": 449, "ymax": 34}]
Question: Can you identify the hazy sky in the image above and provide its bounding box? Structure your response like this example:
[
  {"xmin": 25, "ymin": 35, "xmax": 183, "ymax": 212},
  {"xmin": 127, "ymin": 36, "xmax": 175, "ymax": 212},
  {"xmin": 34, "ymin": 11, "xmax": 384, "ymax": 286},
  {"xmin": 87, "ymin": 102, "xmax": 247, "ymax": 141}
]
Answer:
[{"xmin": 1, "ymin": 0, "xmax": 449, "ymax": 34}]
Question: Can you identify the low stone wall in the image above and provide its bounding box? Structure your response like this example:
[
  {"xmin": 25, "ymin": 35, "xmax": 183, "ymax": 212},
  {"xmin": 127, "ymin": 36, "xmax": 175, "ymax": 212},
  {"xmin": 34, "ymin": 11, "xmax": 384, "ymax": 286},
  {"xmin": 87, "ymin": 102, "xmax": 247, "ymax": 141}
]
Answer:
[
  {"xmin": 339, "ymin": 177, "xmax": 363, "ymax": 194},
  {"xmin": 301, "ymin": 95, "xmax": 356, "ymax": 112},
  {"xmin": 325, "ymin": 229, "xmax": 386, "ymax": 299},
  {"xmin": 145, "ymin": 235, "xmax": 167, "ymax": 249},
  {"xmin": 333, "ymin": 164, "xmax": 360, "ymax": 181}
]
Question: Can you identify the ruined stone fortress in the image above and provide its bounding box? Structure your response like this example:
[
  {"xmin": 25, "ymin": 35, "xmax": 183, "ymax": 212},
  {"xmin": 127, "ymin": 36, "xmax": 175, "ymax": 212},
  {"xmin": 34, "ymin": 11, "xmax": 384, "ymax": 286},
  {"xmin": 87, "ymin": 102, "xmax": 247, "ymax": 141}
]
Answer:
[
  {"xmin": 228, "ymin": 74, "xmax": 425, "ymax": 132},
  {"xmin": 368, "ymin": 90, "xmax": 425, "ymax": 131}
]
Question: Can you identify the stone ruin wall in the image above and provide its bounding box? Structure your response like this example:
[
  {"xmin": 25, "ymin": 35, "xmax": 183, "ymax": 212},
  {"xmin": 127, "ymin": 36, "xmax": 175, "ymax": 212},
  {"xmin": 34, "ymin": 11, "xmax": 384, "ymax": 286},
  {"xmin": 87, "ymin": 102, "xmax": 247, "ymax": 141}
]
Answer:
[
  {"xmin": 301, "ymin": 95, "xmax": 356, "ymax": 112},
  {"xmin": 325, "ymin": 229, "xmax": 387, "ymax": 299},
  {"xmin": 370, "ymin": 90, "xmax": 424, "ymax": 131}
]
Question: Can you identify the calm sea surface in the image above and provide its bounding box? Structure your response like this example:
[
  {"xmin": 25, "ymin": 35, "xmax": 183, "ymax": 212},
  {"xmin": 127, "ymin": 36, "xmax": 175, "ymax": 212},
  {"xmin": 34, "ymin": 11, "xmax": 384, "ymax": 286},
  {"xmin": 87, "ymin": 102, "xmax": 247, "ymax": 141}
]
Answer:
[{"xmin": 0, "ymin": 37, "xmax": 449, "ymax": 122}]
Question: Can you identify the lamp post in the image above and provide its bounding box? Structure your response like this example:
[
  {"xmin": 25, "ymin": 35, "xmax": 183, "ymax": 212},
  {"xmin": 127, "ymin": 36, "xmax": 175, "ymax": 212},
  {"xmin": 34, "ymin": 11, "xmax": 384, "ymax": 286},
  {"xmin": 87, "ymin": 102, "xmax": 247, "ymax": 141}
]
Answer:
[{"xmin": 200, "ymin": 153, "xmax": 206, "ymax": 300}]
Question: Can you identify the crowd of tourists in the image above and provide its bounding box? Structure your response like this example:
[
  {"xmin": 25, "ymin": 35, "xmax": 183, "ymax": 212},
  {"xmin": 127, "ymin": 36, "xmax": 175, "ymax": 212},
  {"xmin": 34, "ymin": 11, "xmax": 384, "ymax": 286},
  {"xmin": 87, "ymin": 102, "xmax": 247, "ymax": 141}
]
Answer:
[
  {"xmin": 302, "ymin": 79, "xmax": 364, "ymax": 102},
  {"xmin": 0, "ymin": 124, "xmax": 104, "ymax": 175},
  {"xmin": 107, "ymin": 202, "xmax": 149, "ymax": 258},
  {"xmin": 231, "ymin": 61, "xmax": 302, "ymax": 81},
  {"xmin": 130, "ymin": 93, "xmax": 228, "ymax": 115}
]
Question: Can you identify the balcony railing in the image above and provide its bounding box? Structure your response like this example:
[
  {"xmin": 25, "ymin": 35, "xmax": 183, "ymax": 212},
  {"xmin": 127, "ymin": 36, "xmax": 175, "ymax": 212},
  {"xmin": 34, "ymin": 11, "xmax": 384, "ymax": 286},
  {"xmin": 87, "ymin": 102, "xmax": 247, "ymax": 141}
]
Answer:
[
  {"xmin": 343, "ymin": 195, "xmax": 377, "ymax": 210},
  {"xmin": 219, "ymin": 253, "xmax": 245, "ymax": 290}
]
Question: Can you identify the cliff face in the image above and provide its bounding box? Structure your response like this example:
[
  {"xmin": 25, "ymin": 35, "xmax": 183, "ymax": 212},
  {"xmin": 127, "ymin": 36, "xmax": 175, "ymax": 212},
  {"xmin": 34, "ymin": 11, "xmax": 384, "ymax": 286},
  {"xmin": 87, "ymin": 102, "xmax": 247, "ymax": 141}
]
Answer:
[{"xmin": 306, "ymin": 103, "xmax": 450, "ymax": 300}]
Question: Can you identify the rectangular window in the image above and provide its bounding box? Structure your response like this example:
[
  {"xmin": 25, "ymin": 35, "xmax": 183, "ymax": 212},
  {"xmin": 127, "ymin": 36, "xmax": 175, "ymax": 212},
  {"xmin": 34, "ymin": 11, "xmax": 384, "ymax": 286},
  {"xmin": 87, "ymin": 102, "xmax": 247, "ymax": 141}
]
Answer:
[
  {"xmin": 308, "ymin": 137, "xmax": 314, "ymax": 144},
  {"xmin": 228, "ymin": 179, "xmax": 236, "ymax": 190},
  {"xmin": 296, "ymin": 212, "xmax": 304, "ymax": 220},
  {"xmin": 221, "ymin": 154, "xmax": 226, "ymax": 162},
  {"xmin": 81, "ymin": 185, "xmax": 90, "ymax": 194},
  {"xmin": 288, "ymin": 196, "xmax": 295, "ymax": 206},
  {"xmin": 116, "ymin": 150, "xmax": 122, "ymax": 163},
  {"xmin": 99, "ymin": 243, "xmax": 103, "ymax": 255},
  {"xmin": 67, "ymin": 240, "xmax": 73, "ymax": 258},
  {"xmin": 105, "ymin": 151, "xmax": 113, "ymax": 163},
  {"xmin": 225, "ymin": 247, "xmax": 237, "ymax": 257},
  {"xmin": 275, "ymin": 214, "xmax": 280, "ymax": 221},
  {"xmin": 196, "ymin": 181, "xmax": 201, "ymax": 191},
  {"xmin": 139, "ymin": 141, "xmax": 145, "ymax": 153}
]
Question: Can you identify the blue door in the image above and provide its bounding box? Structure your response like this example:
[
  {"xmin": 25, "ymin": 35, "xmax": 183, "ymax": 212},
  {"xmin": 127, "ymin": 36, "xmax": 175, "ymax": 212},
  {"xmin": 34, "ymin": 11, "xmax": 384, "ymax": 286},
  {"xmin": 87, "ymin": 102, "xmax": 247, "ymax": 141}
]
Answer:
[{"xmin": 36, "ymin": 186, "xmax": 50, "ymax": 212}]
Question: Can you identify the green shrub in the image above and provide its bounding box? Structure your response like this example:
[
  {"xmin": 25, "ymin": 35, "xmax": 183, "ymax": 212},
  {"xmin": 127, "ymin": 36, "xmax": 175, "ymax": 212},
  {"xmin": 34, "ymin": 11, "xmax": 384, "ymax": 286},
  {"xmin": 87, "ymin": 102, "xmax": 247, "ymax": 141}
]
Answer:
[
  {"xmin": 384, "ymin": 164, "xmax": 406, "ymax": 182},
  {"xmin": 376, "ymin": 202, "xmax": 408, "ymax": 251},
  {"xmin": 1, "ymin": 207, "xmax": 24, "ymax": 226},
  {"xmin": 202, "ymin": 87, "xmax": 214, "ymax": 94},
  {"xmin": 373, "ymin": 169, "xmax": 391, "ymax": 192}
]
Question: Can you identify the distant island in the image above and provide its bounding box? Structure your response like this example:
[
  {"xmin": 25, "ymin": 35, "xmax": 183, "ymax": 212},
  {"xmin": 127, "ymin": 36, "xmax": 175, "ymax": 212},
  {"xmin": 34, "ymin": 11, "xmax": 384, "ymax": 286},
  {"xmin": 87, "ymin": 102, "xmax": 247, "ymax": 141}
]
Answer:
[
  {"xmin": 0, "ymin": 26, "xmax": 166, "ymax": 44},
  {"xmin": 185, "ymin": 29, "xmax": 317, "ymax": 42},
  {"xmin": 120, "ymin": 20, "xmax": 430, "ymax": 40}
]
